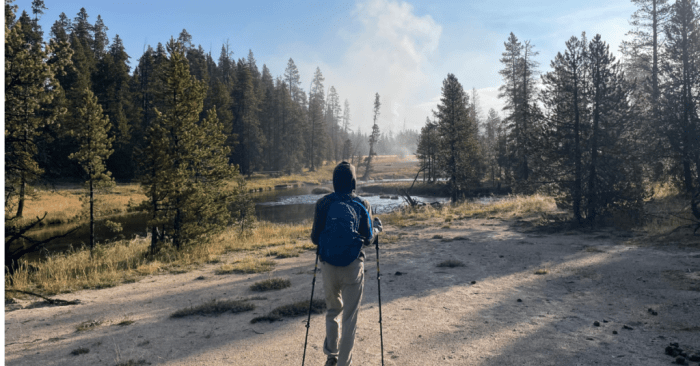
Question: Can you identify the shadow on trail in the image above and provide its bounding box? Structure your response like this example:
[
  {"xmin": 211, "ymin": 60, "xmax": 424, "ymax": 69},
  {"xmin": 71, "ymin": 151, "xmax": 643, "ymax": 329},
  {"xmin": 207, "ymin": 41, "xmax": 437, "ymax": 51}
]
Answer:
[{"xmin": 5, "ymin": 220, "xmax": 691, "ymax": 365}]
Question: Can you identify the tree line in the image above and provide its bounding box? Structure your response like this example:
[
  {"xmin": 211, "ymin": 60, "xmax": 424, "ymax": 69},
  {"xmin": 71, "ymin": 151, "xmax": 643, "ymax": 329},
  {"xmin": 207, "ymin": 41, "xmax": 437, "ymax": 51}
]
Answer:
[
  {"xmin": 418, "ymin": 0, "xmax": 699, "ymax": 226},
  {"xmin": 4, "ymin": 1, "xmax": 404, "ymax": 261}
]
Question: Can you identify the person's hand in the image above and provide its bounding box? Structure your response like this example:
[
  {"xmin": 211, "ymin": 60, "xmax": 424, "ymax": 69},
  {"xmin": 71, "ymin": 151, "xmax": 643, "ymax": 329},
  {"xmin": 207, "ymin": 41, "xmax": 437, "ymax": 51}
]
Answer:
[{"xmin": 373, "ymin": 217, "xmax": 383, "ymax": 233}]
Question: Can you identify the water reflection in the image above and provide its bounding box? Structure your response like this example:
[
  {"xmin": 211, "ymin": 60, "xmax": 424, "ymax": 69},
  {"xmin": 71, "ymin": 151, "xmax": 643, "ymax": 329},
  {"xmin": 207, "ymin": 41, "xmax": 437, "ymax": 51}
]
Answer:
[{"xmin": 19, "ymin": 186, "xmax": 449, "ymax": 259}]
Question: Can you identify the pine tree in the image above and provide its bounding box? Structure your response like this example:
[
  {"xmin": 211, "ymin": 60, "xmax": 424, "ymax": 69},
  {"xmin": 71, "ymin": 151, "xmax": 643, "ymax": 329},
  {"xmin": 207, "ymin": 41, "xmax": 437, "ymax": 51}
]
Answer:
[
  {"xmin": 342, "ymin": 99, "xmax": 351, "ymax": 134},
  {"xmin": 69, "ymin": 89, "xmax": 114, "ymax": 250},
  {"xmin": 141, "ymin": 39, "xmax": 241, "ymax": 251},
  {"xmin": 92, "ymin": 15, "xmax": 108, "ymax": 58},
  {"xmin": 585, "ymin": 34, "xmax": 644, "ymax": 223},
  {"xmin": 540, "ymin": 33, "xmax": 590, "ymax": 223},
  {"xmin": 93, "ymin": 34, "xmax": 137, "ymax": 180},
  {"xmin": 660, "ymin": 0, "xmax": 700, "ymax": 192},
  {"xmin": 5, "ymin": 9, "xmax": 71, "ymax": 218},
  {"xmin": 621, "ymin": 0, "xmax": 673, "ymax": 177},
  {"xmin": 482, "ymin": 109, "xmax": 501, "ymax": 187},
  {"xmin": 284, "ymin": 58, "xmax": 302, "ymax": 102},
  {"xmin": 362, "ymin": 93, "xmax": 381, "ymax": 180},
  {"xmin": 326, "ymin": 86, "xmax": 341, "ymax": 162},
  {"xmin": 498, "ymin": 33, "xmax": 540, "ymax": 187},
  {"xmin": 621, "ymin": 0, "xmax": 671, "ymax": 106},
  {"xmin": 308, "ymin": 67, "xmax": 327, "ymax": 170},
  {"xmin": 231, "ymin": 58, "xmax": 264, "ymax": 175},
  {"xmin": 417, "ymin": 116, "xmax": 439, "ymax": 182},
  {"xmin": 435, "ymin": 74, "xmax": 481, "ymax": 202}
]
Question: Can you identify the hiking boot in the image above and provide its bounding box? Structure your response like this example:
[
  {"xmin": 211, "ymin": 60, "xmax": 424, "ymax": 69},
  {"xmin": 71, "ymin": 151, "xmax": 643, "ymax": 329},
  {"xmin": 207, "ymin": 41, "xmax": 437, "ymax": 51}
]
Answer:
[{"xmin": 324, "ymin": 356, "xmax": 338, "ymax": 366}]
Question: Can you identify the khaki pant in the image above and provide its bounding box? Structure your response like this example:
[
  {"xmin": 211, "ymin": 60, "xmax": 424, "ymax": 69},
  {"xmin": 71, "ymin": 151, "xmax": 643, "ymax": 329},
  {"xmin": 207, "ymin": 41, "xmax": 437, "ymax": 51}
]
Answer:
[{"xmin": 321, "ymin": 258, "xmax": 364, "ymax": 366}]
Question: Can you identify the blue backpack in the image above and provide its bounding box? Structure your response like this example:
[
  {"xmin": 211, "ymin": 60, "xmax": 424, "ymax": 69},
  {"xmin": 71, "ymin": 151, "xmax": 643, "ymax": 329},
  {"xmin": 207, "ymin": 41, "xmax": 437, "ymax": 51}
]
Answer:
[{"xmin": 319, "ymin": 193, "xmax": 372, "ymax": 267}]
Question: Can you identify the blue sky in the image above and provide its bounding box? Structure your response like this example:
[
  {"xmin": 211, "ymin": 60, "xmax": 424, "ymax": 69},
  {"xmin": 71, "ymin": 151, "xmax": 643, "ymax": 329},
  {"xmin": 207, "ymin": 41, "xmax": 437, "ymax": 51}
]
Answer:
[{"xmin": 13, "ymin": 0, "xmax": 638, "ymax": 132}]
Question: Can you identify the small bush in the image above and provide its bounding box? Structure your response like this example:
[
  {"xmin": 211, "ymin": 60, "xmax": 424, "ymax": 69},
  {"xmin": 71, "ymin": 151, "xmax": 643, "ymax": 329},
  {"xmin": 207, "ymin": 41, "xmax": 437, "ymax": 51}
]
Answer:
[
  {"xmin": 71, "ymin": 347, "xmax": 89, "ymax": 356},
  {"xmin": 170, "ymin": 299, "xmax": 255, "ymax": 318},
  {"xmin": 437, "ymin": 259, "xmax": 464, "ymax": 268},
  {"xmin": 250, "ymin": 278, "xmax": 291, "ymax": 292},
  {"xmin": 115, "ymin": 360, "xmax": 150, "ymax": 366},
  {"xmin": 251, "ymin": 299, "xmax": 325, "ymax": 323},
  {"xmin": 267, "ymin": 245, "xmax": 301, "ymax": 258},
  {"xmin": 76, "ymin": 320, "xmax": 102, "ymax": 332}
]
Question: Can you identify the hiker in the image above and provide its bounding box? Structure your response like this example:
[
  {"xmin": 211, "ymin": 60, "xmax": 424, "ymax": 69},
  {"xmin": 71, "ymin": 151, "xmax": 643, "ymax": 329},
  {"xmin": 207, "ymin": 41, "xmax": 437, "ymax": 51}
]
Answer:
[{"xmin": 311, "ymin": 161, "xmax": 382, "ymax": 366}]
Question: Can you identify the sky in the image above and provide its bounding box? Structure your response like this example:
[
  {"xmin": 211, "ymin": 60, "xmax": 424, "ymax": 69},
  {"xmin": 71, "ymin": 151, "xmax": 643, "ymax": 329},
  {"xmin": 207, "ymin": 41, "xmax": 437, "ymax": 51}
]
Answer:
[{"xmin": 13, "ymin": 0, "xmax": 638, "ymax": 133}]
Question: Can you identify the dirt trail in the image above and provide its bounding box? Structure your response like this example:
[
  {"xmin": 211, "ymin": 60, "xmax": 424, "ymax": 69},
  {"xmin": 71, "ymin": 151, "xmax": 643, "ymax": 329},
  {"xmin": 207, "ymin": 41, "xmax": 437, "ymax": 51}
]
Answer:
[{"xmin": 5, "ymin": 219, "xmax": 700, "ymax": 365}]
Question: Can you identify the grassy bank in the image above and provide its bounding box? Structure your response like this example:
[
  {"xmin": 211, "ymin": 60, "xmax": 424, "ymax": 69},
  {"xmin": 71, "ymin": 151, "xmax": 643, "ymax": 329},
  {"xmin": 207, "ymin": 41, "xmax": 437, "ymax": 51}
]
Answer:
[
  {"xmin": 5, "ymin": 184, "xmax": 146, "ymax": 229},
  {"xmin": 6, "ymin": 222, "xmax": 312, "ymax": 296},
  {"xmin": 244, "ymin": 155, "xmax": 420, "ymax": 191},
  {"xmin": 381, "ymin": 194, "xmax": 558, "ymax": 228},
  {"xmin": 7, "ymin": 188, "xmax": 696, "ymax": 298}
]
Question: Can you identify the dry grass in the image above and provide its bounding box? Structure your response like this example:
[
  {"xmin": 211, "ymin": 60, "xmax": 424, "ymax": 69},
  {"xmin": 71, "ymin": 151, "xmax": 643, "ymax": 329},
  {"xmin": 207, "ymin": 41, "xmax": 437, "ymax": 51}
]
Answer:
[
  {"xmin": 243, "ymin": 155, "xmax": 419, "ymax": 191},
  {"xmin": 244, "ymin": 165, "xmax": 335, "ymax": 191},
  {"xmin": 437, "ymin": 259, "xmax": 464, "ymax": 268},
  {"xmin": 5, "ymin": 184, "xmax": 147, "ymax": 228},
  {"xmin": 170, "ymin": 299, "xmax": 255, "ymax": 318},
  {"xmin": 249, "ymin": 278, "xmax": 292, "ymax": 292},
  {"xmin": 643, "ymin": 183, "xmax": 695, "ymax": 236},
  {"xmin": 76, "ymin": 319, "xmax": 102, "ymax": 332},
  {"xmin": 266, "ymin": 240, "xmax": 316, "ymax": 258},
  {"xmin": 6, "ymin": 222, "xmax": 311, "ymax": 296},
  {"xmin": 216, "ymin": 257, "xmax": 276, "ymax": 274},
  {"xmin": 250, "ymin": 299, "xmax": 325, "ymax": 323},
  {"xmin": 381, "ymin": 194, "xmax": 557, "ymax": 228},
  {"xmin": 116, "ymin": 319, "xmax": 135, "ymax": 326}
]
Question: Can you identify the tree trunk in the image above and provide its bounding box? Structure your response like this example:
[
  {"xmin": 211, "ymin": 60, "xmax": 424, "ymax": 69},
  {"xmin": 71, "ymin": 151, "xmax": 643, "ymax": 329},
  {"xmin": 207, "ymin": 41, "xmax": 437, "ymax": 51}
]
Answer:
[
  {"xmin": 573, "ymin": 62, "xmax": 582, "ymax": 224},
  {"xmin": 90, "ymin": 177, "xmax": 95, "ymax": 250},
  {"xmin": 16, "ymin": 175, "xmax": 26, "ymax": 218},
  {"xmin": 588, "ymin": 82, "xmax": 600, "ymax": 224}
]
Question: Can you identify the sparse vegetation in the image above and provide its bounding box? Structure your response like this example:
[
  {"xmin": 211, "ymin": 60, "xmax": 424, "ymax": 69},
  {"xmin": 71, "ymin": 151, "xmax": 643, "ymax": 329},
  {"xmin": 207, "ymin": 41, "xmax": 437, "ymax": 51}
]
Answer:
[
  {"xmin": 250, "ymin": 278, "xmax": 292, "ymax": 292},
  {"xmin": 266, "ymin": 240, "xmax": 315, "ymax": 258},
  {"xmin": 437, "ymin": 259, "xmax": 464, "ymax": 268},
  {"xmin": 250, "ymin": 299, "xmax": 325, "ymax": 323},
  {"xmin": 216, "ymin": 257, "xmax": 276, "ymax": 274},
  {"xmin": 382, "ymin": 194, "xmax": 557, "ymax": 228},
  {"xmin": 115, "ymin": 360, "xmax": 150, "ymax": 366},
  {"xmin": 170, "ymin": 299, "xmax": 255, "ymax": 318},
  {"xmin": 70, "ymin": 347, "xmax": 89, "ymax": 356},
  {"xmin": 6, "ymin": 222, "xmax": 309, "ymax": 296},
  {"xmin": 115, "ymin": 319, "xmax": 135, "ymax": 326},
  {"xmin": 76, "ymin": 319, "xmax": 102, "ymax": 332}
]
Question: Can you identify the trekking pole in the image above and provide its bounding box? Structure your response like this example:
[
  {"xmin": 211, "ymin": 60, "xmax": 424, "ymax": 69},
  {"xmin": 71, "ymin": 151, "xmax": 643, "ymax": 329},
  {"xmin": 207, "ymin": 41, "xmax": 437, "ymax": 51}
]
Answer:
[
  {"xmin": 374, "ymin": 232, "xmax": 385, "ymax": 366},
  {"xmin": 301, "ymin": 248, "xmax": 320, "ymax": 366}
]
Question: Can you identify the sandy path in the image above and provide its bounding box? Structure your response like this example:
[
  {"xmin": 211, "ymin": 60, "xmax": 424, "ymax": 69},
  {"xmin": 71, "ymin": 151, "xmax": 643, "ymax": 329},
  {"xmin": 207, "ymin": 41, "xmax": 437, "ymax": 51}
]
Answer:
[{"xmin": 5, "ymin": 218, "xmax": 700, "ymax": 365}]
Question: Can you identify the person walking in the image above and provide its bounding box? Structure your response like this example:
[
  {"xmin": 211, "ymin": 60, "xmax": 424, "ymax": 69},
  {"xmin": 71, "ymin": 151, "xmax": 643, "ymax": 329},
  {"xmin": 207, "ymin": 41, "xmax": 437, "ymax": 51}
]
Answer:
[{"xmin": 311, "ymin": 161, "xmax": 382, "ymax": 366}]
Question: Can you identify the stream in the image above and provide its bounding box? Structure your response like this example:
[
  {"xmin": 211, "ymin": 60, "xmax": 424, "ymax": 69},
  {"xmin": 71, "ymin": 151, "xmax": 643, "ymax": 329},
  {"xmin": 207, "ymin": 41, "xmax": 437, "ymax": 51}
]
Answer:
[{"xmin": 18, "ymin": 183, "xmax": 450, "ymax": 260}]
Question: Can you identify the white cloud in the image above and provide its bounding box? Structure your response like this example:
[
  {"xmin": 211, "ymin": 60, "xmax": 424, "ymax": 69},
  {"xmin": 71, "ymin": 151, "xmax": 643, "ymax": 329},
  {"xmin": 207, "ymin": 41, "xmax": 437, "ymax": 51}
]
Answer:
[{"xmin": 292, "ymin": 0, "xmax": 443, "ymax": 133}]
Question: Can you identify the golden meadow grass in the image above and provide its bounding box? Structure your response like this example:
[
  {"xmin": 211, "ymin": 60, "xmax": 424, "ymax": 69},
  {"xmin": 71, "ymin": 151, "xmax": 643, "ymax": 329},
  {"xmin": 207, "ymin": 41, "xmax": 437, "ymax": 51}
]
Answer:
[
  {"xmin": 381, "ymin": 194, "xmax": 557, "ymax": 228},
  {"xmin": 244, "ymin": 155, "xmax": 419, "ymax": 191},
  {"xmin": 7, "ymin": 177, "xmax": 691, "ymax": 298},
  {"xmin": 6, "ymin": 221, "xmax": 312, "ymax": 296},
  {"xmin": 5, "ymin": 184, "xmax": 146, "ymax": 228}
]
